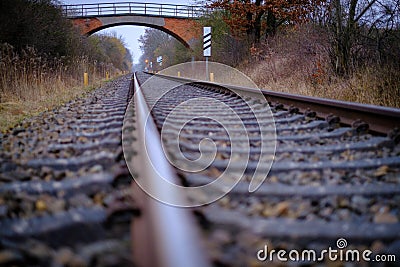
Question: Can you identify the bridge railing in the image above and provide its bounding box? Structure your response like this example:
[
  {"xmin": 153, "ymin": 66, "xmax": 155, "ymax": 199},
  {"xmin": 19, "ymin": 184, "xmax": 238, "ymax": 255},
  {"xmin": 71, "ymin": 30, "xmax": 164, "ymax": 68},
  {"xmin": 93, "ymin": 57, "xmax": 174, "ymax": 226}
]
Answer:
[{"xmin": 61, "ymin": 2, "xmax": 206, "ymax": 18}]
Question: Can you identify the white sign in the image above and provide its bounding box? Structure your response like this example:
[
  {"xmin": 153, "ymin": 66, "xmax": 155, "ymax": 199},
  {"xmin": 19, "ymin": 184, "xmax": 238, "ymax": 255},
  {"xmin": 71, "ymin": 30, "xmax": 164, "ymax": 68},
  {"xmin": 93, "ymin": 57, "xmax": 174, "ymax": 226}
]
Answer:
[
  {"xmin": 157, "ymin": 56, "xmax": 162, "ymax": 66},
  {"xmin": 203, "ymin": 27, "xmax": 211, "ymax": 57}
]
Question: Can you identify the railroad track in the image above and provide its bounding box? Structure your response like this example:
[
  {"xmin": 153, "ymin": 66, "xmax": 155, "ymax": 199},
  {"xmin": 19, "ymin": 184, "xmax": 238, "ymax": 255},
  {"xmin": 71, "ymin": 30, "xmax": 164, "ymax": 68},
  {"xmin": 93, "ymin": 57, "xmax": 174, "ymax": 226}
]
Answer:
[
  {"xmin": 0, "ymin": 71, "xmax": 399, "ymax": 266},
  {"xmin": 126, "ymin": 72, "xmax": 400, "ymax": 266}
]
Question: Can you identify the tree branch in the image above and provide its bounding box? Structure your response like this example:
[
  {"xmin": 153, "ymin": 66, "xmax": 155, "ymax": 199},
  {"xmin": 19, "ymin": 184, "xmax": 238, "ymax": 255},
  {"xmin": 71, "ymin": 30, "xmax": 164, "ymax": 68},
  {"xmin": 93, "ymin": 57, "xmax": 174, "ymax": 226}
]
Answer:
[{"xmin": 354, "ymin": 0, "xmax": 378, "ymax": 23}]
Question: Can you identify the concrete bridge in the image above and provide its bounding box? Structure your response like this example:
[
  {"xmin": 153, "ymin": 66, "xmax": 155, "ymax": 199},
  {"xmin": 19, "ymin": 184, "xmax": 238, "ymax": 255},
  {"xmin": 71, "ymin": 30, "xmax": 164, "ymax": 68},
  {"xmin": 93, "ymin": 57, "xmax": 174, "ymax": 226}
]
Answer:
[{"xmin": 61, "ymin": 2, "xmax": 206, "ymax": 49}]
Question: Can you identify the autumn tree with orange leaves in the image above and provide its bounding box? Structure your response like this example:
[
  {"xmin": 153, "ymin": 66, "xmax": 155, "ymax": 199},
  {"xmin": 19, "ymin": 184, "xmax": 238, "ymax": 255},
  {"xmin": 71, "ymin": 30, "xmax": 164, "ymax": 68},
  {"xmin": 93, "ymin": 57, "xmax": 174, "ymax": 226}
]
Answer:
[{"xmin": 207, "ymin": 0, "xmax": 323, "ymax": 43}]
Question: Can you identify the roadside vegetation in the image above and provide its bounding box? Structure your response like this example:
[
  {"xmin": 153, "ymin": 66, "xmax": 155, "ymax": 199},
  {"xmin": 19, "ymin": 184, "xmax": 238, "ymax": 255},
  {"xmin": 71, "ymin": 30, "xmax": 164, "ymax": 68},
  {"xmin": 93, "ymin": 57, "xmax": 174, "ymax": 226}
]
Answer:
[
  {"xmin": 137, "ymin": 0, "xmax": 400, "ymax": 108},
  {"xmin": 0, "ymin": 0, "xmax": 132, "ymax": 132}
]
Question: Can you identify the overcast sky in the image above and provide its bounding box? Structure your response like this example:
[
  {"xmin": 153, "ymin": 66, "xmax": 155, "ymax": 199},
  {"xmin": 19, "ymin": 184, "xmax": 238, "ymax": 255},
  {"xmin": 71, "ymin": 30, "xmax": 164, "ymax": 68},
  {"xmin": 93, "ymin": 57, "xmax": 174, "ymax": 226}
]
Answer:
[{"xmin": 61, "ymin": 0, "xmax": 198, "ymax": 64}]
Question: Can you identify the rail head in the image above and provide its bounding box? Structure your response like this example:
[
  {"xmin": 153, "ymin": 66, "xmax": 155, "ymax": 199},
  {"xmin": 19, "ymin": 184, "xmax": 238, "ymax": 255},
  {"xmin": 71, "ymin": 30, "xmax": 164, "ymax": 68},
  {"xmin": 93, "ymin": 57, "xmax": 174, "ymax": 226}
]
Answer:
[{"xmin": 129, "ymin": 73, "xmax": 211, "ymax": 267}]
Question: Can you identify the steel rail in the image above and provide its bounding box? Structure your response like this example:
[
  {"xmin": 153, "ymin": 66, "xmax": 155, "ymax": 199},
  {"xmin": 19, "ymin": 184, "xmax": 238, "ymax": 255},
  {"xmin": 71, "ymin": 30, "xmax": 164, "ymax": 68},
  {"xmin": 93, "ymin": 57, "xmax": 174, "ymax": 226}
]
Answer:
[
  {"xmin": 242, "ymin": 86, "xmax": 400, "ymax": 135},
  {"xmin": 130, "ymin": 73, "xmax": 211, "ymax": 267},
  {"xmin": 152, "ymin": 73, "xmax": 400, "ymax": 135}
]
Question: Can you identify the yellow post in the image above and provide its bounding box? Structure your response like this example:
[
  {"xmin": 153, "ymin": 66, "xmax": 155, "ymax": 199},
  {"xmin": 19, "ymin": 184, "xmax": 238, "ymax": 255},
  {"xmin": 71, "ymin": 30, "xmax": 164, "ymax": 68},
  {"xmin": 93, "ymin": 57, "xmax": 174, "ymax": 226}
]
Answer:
[
  {"xmin": 84, "ymin": 72, "xmax": 89, "ymax": 86},
  {"xmin": 178, "ymin": 71, "xmax": 181, "ymax": 77},
  {"xmin": 106, "ymin": 72, "xmax": 109, "ymax": 80},
  {"xmin": 210, "ymin": 72, "xmax": 214, "ymax": 82}
]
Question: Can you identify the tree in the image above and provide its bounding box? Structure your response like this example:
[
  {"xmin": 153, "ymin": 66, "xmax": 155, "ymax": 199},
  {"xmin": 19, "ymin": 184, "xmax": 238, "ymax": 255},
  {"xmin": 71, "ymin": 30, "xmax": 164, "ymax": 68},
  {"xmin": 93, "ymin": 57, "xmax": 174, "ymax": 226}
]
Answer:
[
  {"xmin": 206, "ymin": 0, "xmax": 321, "ymax": 43},
  {"xmin": 139, "ymin": 29, "xmax": 171, "ymax": 68},
  {"xmin": 197, "ymin": 10, "xmax": 250, "ymax": 65},
  {"xmin": 0, "ymin": 0, "xmax": 80, "ymax": 57},
  {"xmin": 138, "ymin": 28, "xmax": 190, "ymax": 71},
  {"xmin": 88, "ymin": 33, "xmax": 133, "ymax": 72},
  {"xmin": 325, "ymin": 0, "xmax": 400, "ymax": 75}
]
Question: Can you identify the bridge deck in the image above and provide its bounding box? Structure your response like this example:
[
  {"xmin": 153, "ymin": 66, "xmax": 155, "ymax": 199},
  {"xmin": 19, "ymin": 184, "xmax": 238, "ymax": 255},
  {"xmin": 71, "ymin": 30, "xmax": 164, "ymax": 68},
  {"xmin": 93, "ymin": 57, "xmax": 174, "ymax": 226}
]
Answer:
[{"xmin": 61, "ymin": 2, "xmax": 206, "ymax": 18}]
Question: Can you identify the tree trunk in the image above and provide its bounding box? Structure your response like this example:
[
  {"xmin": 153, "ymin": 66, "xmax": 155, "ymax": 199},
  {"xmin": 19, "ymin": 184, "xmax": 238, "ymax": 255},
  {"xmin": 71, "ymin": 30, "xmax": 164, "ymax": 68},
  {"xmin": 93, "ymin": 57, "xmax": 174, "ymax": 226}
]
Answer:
[
  {"xmin": 253, "ymin": 0, "xmax": 263, "ymax": 43},
  {"xmin": 331, "ymin": 0, "xmax": 379, "ymax": 76},
  {"xmin": 254, "ymin": 10, "xmax": 264, "ymax": 43},
  {"xmin": 333, "ymin": 0, "xmax": 347, "ymax": 75},
  {"xmin": 266, "ymin": 10, "xmax": 277, "ymax": 37},
  {"xmin": 245, "ymin": 0, "xmax": 264, "ymax": 44}
]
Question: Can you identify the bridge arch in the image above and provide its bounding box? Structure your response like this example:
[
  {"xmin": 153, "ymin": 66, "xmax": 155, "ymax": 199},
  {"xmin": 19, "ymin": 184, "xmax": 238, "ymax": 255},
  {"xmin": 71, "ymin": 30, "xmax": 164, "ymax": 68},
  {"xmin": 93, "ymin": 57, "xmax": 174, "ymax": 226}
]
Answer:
[
  {"xmin": 62, "ymin": 3, "xmax": 204, "ymax": 50},
  {"xmin": 72, "ymin": 16, "xmax": 201, "ymax": 49}
]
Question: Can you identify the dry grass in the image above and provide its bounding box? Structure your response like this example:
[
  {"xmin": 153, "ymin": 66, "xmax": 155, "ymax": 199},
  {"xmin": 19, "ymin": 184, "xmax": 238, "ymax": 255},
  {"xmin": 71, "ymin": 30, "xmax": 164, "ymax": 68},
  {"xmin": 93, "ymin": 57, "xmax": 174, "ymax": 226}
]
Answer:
[
  {"xmin": 240, "ymin": 24, "xmax": 400, "ymax": 108},
  {"xmin": 0, "ymin": 44, "xmax": 111, "ymax": 132},
  {"xmin": 0, "ymin": 84, "xmax": 101, "ymax": 132}
]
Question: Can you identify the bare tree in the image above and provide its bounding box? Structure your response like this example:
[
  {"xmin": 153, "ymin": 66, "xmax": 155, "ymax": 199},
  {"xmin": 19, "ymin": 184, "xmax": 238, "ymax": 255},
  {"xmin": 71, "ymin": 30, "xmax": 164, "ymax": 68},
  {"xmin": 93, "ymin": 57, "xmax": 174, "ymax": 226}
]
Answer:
[{"xmin": 326, "ymin": 0, "xmax": 400, "ymax": 75}]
